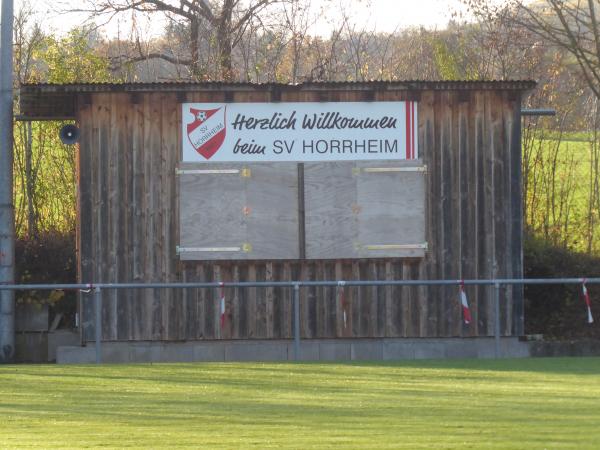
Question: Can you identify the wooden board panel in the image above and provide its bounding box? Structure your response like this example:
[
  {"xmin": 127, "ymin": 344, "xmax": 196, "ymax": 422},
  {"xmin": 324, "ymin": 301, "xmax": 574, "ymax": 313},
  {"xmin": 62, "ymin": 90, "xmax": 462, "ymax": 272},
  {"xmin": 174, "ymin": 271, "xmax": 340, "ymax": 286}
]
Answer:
[
  {"xmin": 97, "ymin": 97, "xmax": 111, "ymax": 340},
  {"xmin": 421, "ymin": 91, "xmax": 439, "ymax": 338},
  {"xmin": 304, "ymin": 162, "xmax": 356, "ymax": 258},
  {"xmin": 179, "ymin": 165, "xmax": 246, "ymax": 258},
  {"xmin": 245, "ymin": 165, "xmax": 299, "ymax": 258},
  {"xmin": 356, "ymin": 163, "xmax": 426, "ymax": 258},
  {"xmin": 130, "ymin": 96, "xmax": 146, "ymax": 340},
  {"xmin": 115, "ymin": 94, "xmax": 131, "ymax": 340},
  {"xmin": 305, "ymin": 160, "xmax": 426, "ymax": 259},
  {"xmin": 78, "ymin": 102, "xmax": 94, "ymax": 343},
  {"xmin": 179, "ymin": 162, "xmax": 299, "ymax": 260},
  {"xmin": 146, "ymin": 93, "xmax": 163, "ymax": 340}
]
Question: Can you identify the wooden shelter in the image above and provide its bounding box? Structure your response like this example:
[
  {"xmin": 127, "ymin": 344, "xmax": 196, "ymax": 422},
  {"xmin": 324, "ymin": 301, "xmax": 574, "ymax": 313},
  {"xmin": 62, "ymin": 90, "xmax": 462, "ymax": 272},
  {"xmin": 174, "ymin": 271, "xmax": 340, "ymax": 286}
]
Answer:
[{"xmin": 19, "ymin": 80, "xmax": 536, "ymax": 344}]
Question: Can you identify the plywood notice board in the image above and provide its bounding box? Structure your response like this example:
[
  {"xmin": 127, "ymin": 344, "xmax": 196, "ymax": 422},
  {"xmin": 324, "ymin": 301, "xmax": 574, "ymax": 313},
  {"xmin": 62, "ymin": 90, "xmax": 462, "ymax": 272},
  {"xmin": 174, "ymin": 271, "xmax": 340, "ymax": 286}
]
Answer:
[
  {"xmin": 179, "ymin": 162, "xmax": 300, "ymax": 260},
  {"xmin": 304, "ymin": 161, "xmax": 426, "ymax": 259},
  {"xmin": 179, "ymin": 161, "xmax": 426, "ymax": 260}
]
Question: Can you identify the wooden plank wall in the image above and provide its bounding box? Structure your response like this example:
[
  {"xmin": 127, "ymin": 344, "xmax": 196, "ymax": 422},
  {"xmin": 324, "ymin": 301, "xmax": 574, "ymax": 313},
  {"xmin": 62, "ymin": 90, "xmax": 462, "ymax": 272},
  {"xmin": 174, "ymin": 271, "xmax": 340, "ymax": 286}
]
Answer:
[{"xmin": 78, "ymin": 88, "xmax": 523, "ymax": 342}]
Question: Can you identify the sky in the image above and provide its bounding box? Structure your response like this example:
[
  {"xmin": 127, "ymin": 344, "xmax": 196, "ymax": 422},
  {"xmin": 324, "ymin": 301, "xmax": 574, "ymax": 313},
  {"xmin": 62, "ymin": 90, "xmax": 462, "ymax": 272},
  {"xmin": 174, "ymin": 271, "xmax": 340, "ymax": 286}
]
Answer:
[
  {"xmin": 312, "ymin": 0, "xmax": 472, "ymax": 33},
  {"xmin": 14, "ymin": 0, "xmax": 478, "ymax": 38}
]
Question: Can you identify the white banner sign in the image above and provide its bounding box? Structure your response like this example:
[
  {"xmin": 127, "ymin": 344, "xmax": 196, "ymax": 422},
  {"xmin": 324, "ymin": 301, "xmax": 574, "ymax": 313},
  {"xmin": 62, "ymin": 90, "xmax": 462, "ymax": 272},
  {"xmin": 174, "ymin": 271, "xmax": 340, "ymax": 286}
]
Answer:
[{"xmin": 182, "ymin": 101, "xmax": 418, "ymax": 162}]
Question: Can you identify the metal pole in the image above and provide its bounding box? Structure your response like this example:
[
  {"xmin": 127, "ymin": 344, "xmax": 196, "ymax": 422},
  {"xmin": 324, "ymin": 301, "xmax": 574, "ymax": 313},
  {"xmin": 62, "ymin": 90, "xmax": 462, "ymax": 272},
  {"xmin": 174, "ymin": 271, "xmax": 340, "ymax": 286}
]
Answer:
[
  {"xmin": 293, "ymin": 284, "xmax": 300, "ymax": 361},
  {"xmin": 520, "ymin": 108, "xmax": 556, "ymax": 116},
  {"xmin": 2, "ymin": 277, "xmax": 600, "ymax": 290},
  {"xmin": 494, "ymin": 282, "xmax": 501, "ymax": 359},
  {"xmin": 94, "ymin": 286, "xmax": 102, "ymax": 364},
  {"xmin": 0, "ymin": 0, "xmax": 15, "ymax": 364}
]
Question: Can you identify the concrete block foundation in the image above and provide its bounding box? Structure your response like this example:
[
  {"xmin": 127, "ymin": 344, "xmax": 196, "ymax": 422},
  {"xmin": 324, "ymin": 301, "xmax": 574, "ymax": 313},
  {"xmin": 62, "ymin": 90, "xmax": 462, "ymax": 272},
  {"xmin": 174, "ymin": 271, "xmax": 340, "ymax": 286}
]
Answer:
[{"xmin": 57, "ymin": 337, "xmax": 532, "ymax": 364}]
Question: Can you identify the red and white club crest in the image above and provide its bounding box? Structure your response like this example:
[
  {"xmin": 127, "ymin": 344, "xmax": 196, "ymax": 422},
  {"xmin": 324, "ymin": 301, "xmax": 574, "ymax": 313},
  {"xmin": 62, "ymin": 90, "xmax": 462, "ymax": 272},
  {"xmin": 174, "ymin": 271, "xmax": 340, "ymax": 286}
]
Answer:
[{"xmin": 186, "ymin": 106, "xmax": 227, "ymax": 160}]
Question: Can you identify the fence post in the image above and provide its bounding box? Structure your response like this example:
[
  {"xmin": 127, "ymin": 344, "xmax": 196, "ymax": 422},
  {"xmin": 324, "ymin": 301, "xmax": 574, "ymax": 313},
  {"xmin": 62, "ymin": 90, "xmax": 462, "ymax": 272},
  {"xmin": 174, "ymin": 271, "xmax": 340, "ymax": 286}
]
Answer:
[
  {"xmin": 494, "ymin": 282, "xmax": 501, "ymax": 359},
  {"xmin": 293, "ymin": 284, "xmax": 300, "ymax": 361},
  {"xmin": 94, "ymin": 286, "xmax": 102, "ymax": 364}
]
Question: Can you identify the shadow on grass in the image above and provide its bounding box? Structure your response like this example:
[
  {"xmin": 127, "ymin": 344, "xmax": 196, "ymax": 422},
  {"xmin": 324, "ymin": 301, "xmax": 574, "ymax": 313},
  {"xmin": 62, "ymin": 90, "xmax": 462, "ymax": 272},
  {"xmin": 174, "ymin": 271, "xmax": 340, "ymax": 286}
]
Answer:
[
  {"xmin": 341, "ymin": 357, "xmax": 600, "ymax": 375},
  {"xmin": 3, "ymin": 357, "xmax": 600, "ymax": 382}
]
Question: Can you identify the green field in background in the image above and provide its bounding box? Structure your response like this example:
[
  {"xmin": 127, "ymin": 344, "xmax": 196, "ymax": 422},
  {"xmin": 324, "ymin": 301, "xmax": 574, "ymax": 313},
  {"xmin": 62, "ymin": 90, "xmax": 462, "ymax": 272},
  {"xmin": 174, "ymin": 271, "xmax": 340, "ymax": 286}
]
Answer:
[
  {"xmin": 1, "ymin": 358, "xmax": 599, "ymax": 449},
  {"xmin": 525, "ymin": 134, "xmax": 599, "ymax": 251}
]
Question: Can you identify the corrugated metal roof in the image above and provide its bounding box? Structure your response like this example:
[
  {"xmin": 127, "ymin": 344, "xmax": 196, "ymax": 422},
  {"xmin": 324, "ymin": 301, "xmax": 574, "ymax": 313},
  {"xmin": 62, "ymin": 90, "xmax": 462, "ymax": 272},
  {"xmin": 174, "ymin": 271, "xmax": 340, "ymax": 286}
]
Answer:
[
  {"xmin": 20, "ymin": 79, "xmax": 537, "ymax": 93},
  {"xmin": 18, "ymin": 80, "xmax": 536, "ymax": 120}
]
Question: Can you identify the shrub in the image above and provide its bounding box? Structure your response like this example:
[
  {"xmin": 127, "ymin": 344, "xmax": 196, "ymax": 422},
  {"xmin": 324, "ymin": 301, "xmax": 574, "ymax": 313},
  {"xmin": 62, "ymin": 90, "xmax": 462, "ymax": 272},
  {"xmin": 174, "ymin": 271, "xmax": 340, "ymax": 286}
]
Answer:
[
  {"xmin": 14, "ymin": 231, "xmax": 76, "ymax": 328},
  {"xmin": 524, "ymin": 235, "xmax": 599, "ymax": 339}
]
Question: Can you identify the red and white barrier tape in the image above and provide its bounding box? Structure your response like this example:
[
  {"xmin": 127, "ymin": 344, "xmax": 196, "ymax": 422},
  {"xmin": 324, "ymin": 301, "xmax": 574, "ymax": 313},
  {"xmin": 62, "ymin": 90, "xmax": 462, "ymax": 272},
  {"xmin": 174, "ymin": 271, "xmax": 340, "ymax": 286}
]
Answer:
[
  {"xmin": 219, "ymin": 282, "xmax": 226, "ymax": 328},
  {"xmin": 338, "ymin": 281, "xmax": 347, "ymax": 329},
  {"xmin": 459, "ymin": 280, "xmax": 472, "ymax": 325},
  {"xmin": 582, "ymin": 278, "xmax": 594, "ymax": 324}
]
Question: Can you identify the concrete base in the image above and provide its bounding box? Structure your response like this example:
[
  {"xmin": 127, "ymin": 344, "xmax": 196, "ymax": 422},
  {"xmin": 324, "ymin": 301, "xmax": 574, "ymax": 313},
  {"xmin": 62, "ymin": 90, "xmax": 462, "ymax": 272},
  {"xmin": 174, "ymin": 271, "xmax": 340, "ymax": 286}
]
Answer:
[
  {"xmin": 529, "ymin": 339, "xmax": 600, "ymax": 357},
  {"xmin": 48, "ymin": 330, "xmax": 80, "ymax": 362},
  {"xmin": 57, "ymin": 337, "xmax": 531, "ymax": 364}
]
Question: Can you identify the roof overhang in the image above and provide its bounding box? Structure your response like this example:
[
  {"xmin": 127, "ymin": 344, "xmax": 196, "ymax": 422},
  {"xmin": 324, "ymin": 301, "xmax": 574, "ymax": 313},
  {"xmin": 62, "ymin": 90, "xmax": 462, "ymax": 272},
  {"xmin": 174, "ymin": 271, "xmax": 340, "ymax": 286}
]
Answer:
[{"xmin": 18, "ymin": 80, "xmax": 537, "ymax": 121}]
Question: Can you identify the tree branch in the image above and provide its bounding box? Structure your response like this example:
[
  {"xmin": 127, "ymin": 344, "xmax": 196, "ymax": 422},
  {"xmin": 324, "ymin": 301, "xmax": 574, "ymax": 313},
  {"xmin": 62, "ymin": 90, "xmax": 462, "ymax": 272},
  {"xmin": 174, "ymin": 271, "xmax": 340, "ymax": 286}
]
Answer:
[{"xmin": 110, "ymin": 52, "xmax": 192, "ymax": 70}]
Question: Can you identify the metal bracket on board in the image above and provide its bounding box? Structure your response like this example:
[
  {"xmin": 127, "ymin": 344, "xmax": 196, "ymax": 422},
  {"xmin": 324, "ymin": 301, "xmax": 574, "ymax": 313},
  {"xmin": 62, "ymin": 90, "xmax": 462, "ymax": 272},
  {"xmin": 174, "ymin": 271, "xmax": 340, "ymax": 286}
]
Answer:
[
  {"xmin": 176, "ymin": 243, "xmax": 253, "ymax": 254},
  {"xmin": 177, "ymin": 246, "xmax": 241, "ymax": 253},
  {"xmin": 361, "ymin": 165, "xmax": 427, "ymax": 174},
  {"xmin": 353, "ymin": 242, "xmax": 428, "ymax": 252},
  {"xmin": 176, "ymin": 168, "xmax": 239, "ymax": 175},
  {"xmin": 364, "ymin": 243, "xmax": 428, "ymax": 251},
  {"xmin": 176, "ymin": 167, "xmax": 252, "ymax": 177}
]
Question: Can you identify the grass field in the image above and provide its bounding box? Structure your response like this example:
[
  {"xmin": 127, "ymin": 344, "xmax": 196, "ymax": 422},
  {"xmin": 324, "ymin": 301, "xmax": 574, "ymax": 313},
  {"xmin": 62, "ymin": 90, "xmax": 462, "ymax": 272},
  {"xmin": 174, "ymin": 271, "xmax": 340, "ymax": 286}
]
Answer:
[
  {"xmin": 1, "ymin": 358, "xmax": 600, "ymax": 449},
  {"xmin": 524, "ymin": 133, "xmax": 597, "ymax": 252}
]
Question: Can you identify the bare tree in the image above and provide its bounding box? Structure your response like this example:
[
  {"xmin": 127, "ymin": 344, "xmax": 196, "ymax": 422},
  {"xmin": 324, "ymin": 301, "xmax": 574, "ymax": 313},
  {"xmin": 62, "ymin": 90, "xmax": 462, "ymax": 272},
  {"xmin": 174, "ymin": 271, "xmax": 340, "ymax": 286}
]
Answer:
[
  {"xmin": 465, "ymin": 0, "xmax": 600, "ymax": 98},
  {"xmin": 14, "ymin": 4, "xmax": 45, "ymax": 236},
  {"xmin": 83, "ymin": 0, "xmax": 286, "ymax": 80},
  {"xmin": 281, "ymin": 0, "xmax": 314, "ymax": 83}
]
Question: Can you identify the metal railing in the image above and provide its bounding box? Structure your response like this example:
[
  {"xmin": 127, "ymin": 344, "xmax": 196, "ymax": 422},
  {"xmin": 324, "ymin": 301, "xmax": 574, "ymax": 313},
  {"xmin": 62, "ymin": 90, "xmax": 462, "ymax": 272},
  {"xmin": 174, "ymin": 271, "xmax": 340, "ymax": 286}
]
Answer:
[{"xmin": 1, "ymin": 277, "xmax": 598, "ymax": 364}]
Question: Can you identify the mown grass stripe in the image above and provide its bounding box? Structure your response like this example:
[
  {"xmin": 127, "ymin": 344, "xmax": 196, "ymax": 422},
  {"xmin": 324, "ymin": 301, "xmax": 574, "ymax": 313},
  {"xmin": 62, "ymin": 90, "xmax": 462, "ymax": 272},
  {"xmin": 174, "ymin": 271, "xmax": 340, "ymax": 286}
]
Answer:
[{"xmin": 1, "ymin": 358, "xmax": 599, "ymax": 449}]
